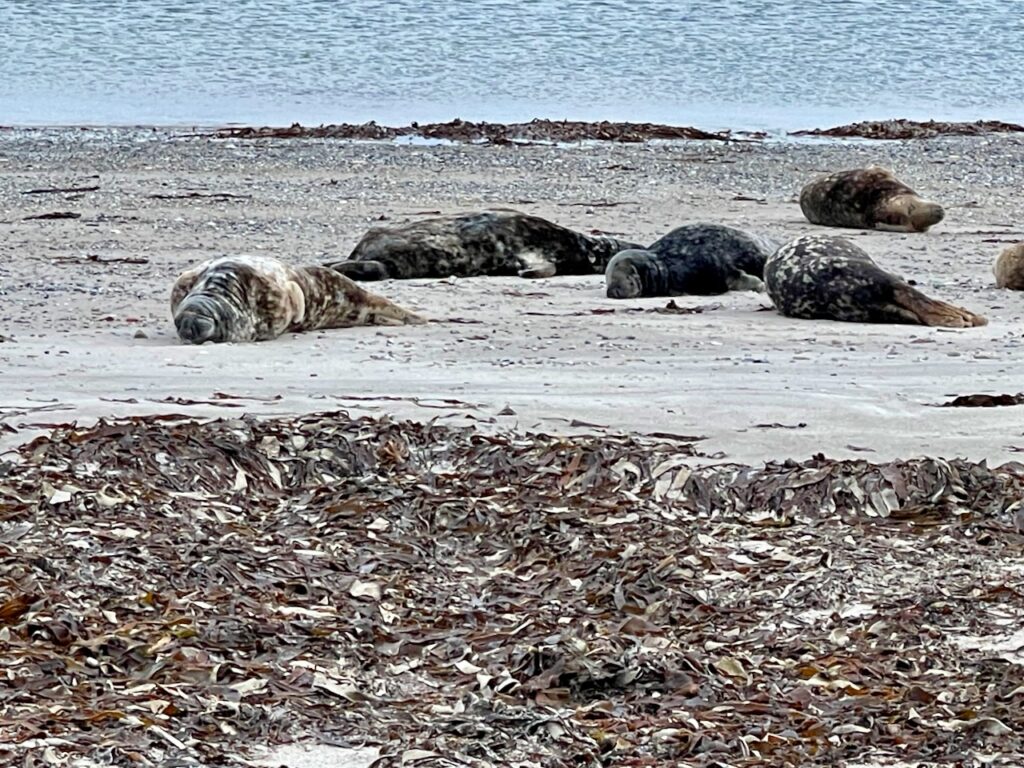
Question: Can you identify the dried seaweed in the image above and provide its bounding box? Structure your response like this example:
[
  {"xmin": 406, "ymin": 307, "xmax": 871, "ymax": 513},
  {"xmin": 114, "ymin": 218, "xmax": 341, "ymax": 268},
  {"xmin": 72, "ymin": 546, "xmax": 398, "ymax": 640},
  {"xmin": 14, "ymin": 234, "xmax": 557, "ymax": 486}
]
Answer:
[
  {"xmin": 22, "ymin": 211, "xmax": 81, "ymax": 220},
  {"xmin": 790, "ymin": 119, "xmax": 1024, "ymax": 140},
  {"xmin": 206, "ymin": 119, "xmax": 739, "ymax": 144},
  {"xmin": 939, "ymin": 393, "xmax": 1024, "ymax": 407},
  {"xmin": 3, "ymin": 412, "xmax": 1024, "ymax": 766}
]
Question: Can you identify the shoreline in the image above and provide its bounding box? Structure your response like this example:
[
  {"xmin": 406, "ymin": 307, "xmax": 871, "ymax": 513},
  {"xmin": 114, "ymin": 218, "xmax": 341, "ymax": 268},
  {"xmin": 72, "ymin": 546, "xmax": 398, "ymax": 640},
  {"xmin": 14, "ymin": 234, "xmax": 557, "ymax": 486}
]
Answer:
[
  {"xmin": 3, "ymin": 116, "xmax": 1024, "ymax": 143},
  {"xmin": 1, "ymin": 128, "xmax": 1023, "ymax": 467}
]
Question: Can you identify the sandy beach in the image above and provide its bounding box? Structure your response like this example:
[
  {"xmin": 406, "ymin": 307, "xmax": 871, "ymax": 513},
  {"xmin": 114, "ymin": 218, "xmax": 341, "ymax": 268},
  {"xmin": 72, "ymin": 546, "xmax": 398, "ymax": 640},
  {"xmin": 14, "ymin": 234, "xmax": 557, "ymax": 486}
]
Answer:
[{"xmin": 1, "ymin": 128, "xmax": 1023, "ymax": 463}]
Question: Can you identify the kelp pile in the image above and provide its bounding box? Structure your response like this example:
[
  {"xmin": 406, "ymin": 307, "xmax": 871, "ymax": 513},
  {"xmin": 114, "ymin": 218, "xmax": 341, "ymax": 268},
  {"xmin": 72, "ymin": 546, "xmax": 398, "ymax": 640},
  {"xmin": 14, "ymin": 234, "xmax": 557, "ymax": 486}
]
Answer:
[
  {"xmin": 790, "ymin": 119, "xmax": 1024, "ymax": 140},
  {"xmin": 209, "ymin": 119, "xmax": 734, "ymax": 144},
  {"xmin": 2, "ymin": 412, "xmax": 1024, "ymax": 766}
]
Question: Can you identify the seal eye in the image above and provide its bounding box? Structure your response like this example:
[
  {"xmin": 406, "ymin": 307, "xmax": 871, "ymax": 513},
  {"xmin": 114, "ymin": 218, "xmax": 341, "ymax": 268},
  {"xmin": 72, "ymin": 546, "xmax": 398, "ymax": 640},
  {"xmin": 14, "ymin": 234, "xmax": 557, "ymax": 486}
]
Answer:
[{"xmin": 175, "ymin": 310, "xmax": 219, "ymax": 344}]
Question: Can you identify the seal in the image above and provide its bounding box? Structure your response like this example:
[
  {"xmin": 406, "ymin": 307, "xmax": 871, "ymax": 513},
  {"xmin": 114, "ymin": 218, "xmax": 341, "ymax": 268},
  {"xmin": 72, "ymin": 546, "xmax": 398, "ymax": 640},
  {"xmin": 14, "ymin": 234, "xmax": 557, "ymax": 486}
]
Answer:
[
  {"xmin": 994, "ymin": 243, "xmax": 1024, "ymax": 290},
  {"xmin": 170, "ymin": 255, "xmax": 425, "ymax": 344},
  {"xmin": 604, "ymin": 223, "xmax": 777, "ymax": 298},
  {"xmin": 764, "ymin": 234, "xmax": 986, "ymax": 327},
  {"xmin": 799, "ymin": 166, "xmax": 945, "ymax": 232},
  {"xmin": 326, "ymin": 209, "xmax": 644, "ymax": 280}
]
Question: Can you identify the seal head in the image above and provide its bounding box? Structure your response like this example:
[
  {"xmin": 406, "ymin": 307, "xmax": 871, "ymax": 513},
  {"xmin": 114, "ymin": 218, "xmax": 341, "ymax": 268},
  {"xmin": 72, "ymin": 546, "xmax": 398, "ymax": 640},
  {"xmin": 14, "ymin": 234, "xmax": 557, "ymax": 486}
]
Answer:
[{"xmin": 605, "ymin": 249, "xmax": 662, "ymax": 298}]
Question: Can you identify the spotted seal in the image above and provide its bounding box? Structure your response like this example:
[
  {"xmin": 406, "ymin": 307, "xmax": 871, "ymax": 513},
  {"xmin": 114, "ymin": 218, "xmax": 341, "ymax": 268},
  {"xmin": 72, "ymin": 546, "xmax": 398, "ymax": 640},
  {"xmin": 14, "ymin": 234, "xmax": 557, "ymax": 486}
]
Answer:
[
  {"xmin": 764, "ymin": 234, "xmax": 986, "ymax": 327},
  {"xmin": 605, "ymin": 223, "xmax": 778, "ymax": 298},
  {"xmin": 326, "ymin": 209, "xmax": 644, "ymax": 280},
  {"xmin": 799, "ymin": 166, "xmax": 944, "ymax": 232},
  {"xmin": 994, "ymin": 243, "xmax": 1024, "ymax": 290},
  {"xmin": 171, "ymin": 255, "xmax": 424, "ymax": 344}
]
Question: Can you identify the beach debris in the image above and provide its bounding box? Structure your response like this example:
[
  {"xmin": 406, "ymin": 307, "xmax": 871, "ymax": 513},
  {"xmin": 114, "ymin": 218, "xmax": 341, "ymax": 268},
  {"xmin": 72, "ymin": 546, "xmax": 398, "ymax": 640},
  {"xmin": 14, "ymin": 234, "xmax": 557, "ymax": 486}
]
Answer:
[
  {"xmin": 3, "ymin": 411, "xmax": 1024, "ymax": 766},
  {"xmin": 939, "ymin": 393, "xmax": 1024, "ymax": 407},
  {"xmin": 205, "ymin": 119, "xmax": 743, "ymax": 144},
  {"xmin": 146, "ymin": 191, "xmax": 251, "ymax": 200},
  {"xmin": 21, "ymin": 185, "xmax": 99, "ymax": 195},
  {"xmin": 790, "ymin": 119, "xmax": 1024, "ymax": 140},
  {"xmin": 22, "ymin": 211, "xmax": 81, "ymax": 220}
]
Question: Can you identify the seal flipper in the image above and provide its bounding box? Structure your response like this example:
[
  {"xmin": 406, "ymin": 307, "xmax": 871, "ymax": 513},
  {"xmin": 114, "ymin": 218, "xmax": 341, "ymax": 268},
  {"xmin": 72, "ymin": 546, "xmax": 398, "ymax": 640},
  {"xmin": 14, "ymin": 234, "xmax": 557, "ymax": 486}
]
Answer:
[
  {"xmin": 726, "ymin": 271, "xmax": 765, "ymax": 292},
  {"xmin": 327, "ymin": 259, "xmax": 391, "ymax": 281},
  {"xmin": 519, "ymin": 262, "xmax": 557, "ymax": 279},
  {"xmin": 887, "ymin": 284, "xmax": 987, "ymax": 327}
]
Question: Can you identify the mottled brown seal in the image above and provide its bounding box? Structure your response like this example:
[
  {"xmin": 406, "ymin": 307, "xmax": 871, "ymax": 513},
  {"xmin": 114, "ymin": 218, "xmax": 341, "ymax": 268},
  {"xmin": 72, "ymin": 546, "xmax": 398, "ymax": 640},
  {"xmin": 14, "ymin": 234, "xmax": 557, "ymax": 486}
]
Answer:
[
  {"xmin": 171, "ymin": 256, "xmax": 424, "ymax": 344},
  {"xmin": 994, "ymin": 243, "xmax": 1024, "ymax": 290},
  {"xmin": 327, "ymin": 209, "xmax": 644, "ymax": 280},
  {"xmin": 605, "ymin": 223, "xmax": 778, "ymax": 298},
  {"xmin": 799, "ymin": 166, "xmax": 945, "ymax": 232},
  {"xmin": 764, "ymin": 235, "xmax": 986, "ymax": 327}
]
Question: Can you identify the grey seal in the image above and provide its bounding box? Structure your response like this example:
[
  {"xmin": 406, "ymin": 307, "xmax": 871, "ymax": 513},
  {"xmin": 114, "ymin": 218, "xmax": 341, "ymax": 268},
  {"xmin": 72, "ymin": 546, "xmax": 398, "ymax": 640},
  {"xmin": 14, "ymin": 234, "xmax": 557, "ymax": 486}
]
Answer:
[
  {"xmin": 171, "ymin": 255, "xmax": 424, "ymax": 344},
  {"xmin": 799, "ymin": 166, "xmax": 944, "ymax": 232},
  {"xmin": 326, "ymin": 209, "xmax": 643, "ymax": 280},
  {"xmin": 994, "ymin": 243, "xmax": 1024, "ymax": 290},
  {"xmin": 764, "ymin": 235, "xmax": 986, "ymax": 327},
  {"xmin": 605, "ymin": 223, "xmax": 777, "ymax": 299}
]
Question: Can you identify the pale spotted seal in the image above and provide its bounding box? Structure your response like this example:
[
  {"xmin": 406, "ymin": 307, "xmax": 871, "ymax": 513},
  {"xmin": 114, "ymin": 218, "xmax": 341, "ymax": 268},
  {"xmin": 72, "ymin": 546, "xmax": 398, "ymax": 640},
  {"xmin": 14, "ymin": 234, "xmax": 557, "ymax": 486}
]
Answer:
[
  {"xmin": 764, "ymin": 235, "xmax": 986, "ymax": 327},
  {"xmin": 799, "ymin": 166, "xmax": 944, "ymax": 232},
  {"xmin": 326, "ymin": 209, "xmax": 643, "ymax": 280},
  {"xmin": 994, "ymin": 243, "xmax": 1024, "ymax": 290},
  {"xmin": 605, "ymin": 223, "xmax": 778, "ymax": 298},
  {"xmin": 171, "ymin": 255, "xmax": 424, "ymax": 344}
]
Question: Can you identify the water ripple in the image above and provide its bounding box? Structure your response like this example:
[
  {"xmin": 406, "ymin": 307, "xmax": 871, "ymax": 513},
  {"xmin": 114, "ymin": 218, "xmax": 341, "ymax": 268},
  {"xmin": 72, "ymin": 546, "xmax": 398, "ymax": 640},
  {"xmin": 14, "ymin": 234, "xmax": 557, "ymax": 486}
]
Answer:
[{"xmin": 1, "ymin": 0, "xmax": 1021, "ymax": 128}]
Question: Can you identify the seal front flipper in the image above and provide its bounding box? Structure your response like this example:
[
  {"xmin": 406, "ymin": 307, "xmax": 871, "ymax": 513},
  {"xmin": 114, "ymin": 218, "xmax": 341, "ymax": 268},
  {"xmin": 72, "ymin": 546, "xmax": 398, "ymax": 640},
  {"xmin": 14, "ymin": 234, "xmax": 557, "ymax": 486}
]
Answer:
[
  {"xmin": 725, "ymin": 271, "xmax": 765, "ymax": 292},
  {"xmin": 326, "ymin": 259, "xmax": 391, "ymax": 281},
  {"xmin": 888, "ymin": 284, "xmax": 987, "ymax": 327}
]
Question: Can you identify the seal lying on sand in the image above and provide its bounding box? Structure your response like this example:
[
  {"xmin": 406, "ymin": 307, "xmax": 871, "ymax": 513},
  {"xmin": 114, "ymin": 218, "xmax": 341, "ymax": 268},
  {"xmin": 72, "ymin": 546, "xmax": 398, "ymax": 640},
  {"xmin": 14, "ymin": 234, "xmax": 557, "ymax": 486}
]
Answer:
[
  {"xmin": 605, "ymin": 223, "xmax": 777, "ymax": 298},
  {"xmin": 171, "ymin": 256, "xmax": 424, "ymax": 344},
  {"xmin": 799, "ymin": 166, "xmax": 945, "ymax": 232},
  {"xmin": 994, "ymin": 243, "xmax": 1024, "ymax": 290},
  {"xmin": 327, "ymin": 209, "xmax": 643, "ymax": 280},
  {"xmin": 764, "ymin": 235, "xmax": 986, "ymax": 327}
]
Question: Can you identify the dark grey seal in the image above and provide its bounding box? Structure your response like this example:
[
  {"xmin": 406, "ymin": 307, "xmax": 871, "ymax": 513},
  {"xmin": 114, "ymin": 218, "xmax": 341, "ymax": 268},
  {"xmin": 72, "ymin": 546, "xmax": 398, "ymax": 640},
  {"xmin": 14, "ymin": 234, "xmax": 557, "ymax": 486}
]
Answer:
[
  {"xmin": 605, "ymin": 223, "xmax": 777, "ymax": 299},
  {"xmin": 764, "ymin": 235, "xmax": 986, "ymax": 327},
  {"xmin": 326, "ymin": 209, "xmax": 643, "ymax": 280},
  {"xmin": 799, "ymin": 166, "xmax": 944, "ymax": 233}
]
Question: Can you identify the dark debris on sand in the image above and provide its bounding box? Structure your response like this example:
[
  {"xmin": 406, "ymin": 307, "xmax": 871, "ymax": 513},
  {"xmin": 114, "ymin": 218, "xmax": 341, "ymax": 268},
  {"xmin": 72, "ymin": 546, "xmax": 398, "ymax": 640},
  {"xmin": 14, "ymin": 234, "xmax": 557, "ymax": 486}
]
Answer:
[
  {"xmin": 3, "ymin": 412, "xmax": 1024, "ymax": 766},
  {"xmin": 790, "ymin": 119, "xmax": 1024, "ymax": 140},
  {"xmin": 207, "ymin": 119, "xmax": 738, "ymax": 144}
]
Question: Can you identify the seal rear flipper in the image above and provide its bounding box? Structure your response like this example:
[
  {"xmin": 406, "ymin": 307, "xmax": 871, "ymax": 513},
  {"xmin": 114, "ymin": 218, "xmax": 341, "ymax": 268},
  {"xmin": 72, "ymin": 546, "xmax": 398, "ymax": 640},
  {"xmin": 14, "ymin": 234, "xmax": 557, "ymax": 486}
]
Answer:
[
  {"xmin": 518, "ymin": 262, "xmax": 557, "ymax": 279},
  {"xmin": 889, "ymin": 284, "xmax": 987, "ymax": 327},
  {"xmin": 326, "ymin": 259, "xmax": 391, "ymax": 281}
]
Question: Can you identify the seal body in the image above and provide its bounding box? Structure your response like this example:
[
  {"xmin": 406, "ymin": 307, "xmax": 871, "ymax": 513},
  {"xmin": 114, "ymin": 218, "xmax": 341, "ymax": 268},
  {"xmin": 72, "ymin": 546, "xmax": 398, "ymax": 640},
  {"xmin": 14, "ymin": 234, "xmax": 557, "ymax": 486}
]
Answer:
[
  {"xmin": 994, "ymin": 243, "xmax": 1024, "ymax": 290},
  {"xmin": 764, "ymin": 235, "xmax": 986, "ymax": 327},
  {"xmin": 327, "ymin": 209, "xmax": 644, "ymax": 280},
  {"xmin": 799, "ymin": 166, "xmax": 944, "ymax": 232},
  {"xmin": 605, "ymin": 223, "xmax": 777, "ymax": 299},
  {"xmin": 170, "ymin": 256, "xmax": 425, "ymax": 344}
]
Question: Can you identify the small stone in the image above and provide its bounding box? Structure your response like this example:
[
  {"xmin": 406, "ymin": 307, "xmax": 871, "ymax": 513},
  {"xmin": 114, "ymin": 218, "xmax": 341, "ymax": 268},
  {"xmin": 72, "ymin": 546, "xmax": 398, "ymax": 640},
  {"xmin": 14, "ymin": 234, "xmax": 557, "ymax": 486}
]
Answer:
[{"xmin": 133, "ymin": 330, "xmax": 148, "ymax": 339}]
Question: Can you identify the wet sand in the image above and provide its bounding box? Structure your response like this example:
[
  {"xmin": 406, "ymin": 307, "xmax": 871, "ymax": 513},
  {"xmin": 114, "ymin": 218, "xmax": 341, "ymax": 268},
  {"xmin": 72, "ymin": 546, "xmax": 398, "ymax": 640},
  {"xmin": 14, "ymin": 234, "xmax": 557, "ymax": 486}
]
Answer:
[{"xmin": 1, "ymin": 127, "xmax": 1023, "ymax": 464}]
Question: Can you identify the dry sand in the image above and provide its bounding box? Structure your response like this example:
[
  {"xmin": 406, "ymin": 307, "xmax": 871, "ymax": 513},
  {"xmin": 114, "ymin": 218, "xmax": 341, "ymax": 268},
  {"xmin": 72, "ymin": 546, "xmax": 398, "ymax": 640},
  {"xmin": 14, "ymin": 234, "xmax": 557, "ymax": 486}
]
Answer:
[{"xmin": 1, "ymin": 128, "xmax": 1023, "ymax": 465}]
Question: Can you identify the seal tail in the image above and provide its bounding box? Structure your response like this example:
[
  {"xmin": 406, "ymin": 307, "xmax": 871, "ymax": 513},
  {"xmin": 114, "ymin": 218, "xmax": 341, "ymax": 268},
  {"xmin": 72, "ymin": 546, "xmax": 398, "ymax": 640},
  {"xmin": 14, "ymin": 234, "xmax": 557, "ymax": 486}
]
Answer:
[
  {"xmin": 326, "ymin": 259, "xmax": 391, "ymax": 281},
  {"xmin": 890, "ymin": 284, "xmax": 987, "ymax": 328},
  {"xmin": 585, "ymin": 235, "xmax": 647, "ymax": 272}
]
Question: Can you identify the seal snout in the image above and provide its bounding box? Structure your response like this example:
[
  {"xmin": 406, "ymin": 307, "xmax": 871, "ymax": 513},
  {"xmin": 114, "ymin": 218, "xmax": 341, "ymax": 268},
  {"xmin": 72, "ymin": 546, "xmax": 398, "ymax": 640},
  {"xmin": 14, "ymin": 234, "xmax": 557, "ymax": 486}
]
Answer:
[
  {"xmin": 175, "ymin": 310, "xmax": 219, "ymax": 344},
  {"xmin": 909, "ymin": 200, "xmax": 945, "ymax": 232}
]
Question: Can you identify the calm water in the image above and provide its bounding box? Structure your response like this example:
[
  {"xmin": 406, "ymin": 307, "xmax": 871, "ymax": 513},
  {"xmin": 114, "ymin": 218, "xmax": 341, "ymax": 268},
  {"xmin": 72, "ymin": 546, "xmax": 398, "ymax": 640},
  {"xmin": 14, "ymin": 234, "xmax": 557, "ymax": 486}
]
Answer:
[{"xmin": 2, "ymin": 1, "xmax": 1022, "ymax": 131}]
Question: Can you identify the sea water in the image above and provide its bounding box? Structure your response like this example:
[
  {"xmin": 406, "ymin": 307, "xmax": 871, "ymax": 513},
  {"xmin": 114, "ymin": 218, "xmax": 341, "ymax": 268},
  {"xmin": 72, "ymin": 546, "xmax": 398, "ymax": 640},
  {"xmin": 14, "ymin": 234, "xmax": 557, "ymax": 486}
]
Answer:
[{"xmin": 1, "ymin": 0, "xmax": 1022, "ymax": 131}]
